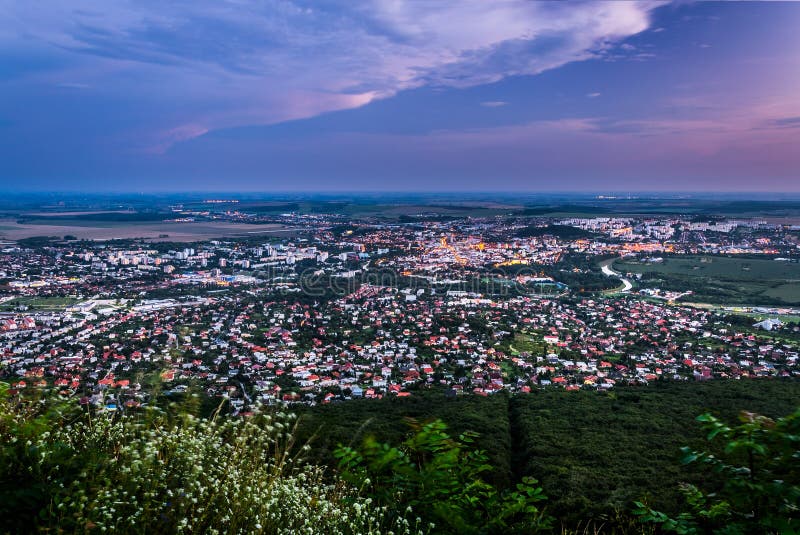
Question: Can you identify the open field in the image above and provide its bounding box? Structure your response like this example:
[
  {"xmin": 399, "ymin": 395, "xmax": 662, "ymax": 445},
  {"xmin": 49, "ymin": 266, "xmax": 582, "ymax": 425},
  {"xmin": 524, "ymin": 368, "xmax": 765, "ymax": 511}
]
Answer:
[
  {"xmin": 677, "ymin": 301, "xmax": 800, "ymax": 322},
  {"xmin": 618, "ymin": 256, "xmax": 800, "ymax": 279},
  {"xmin": 0, "ymin": 218, "xmax": 299, "ymax": 242},
  {"xmin": 615, "ymin": 255, "xmax": 800, "ymax": 305},
  {"xmin": 0, "ymin": 296, "xmax": 80, "ymax": 311},
  {"xmin": 763, "ymin": 283, "xmax": 800, "ymax": 302}
]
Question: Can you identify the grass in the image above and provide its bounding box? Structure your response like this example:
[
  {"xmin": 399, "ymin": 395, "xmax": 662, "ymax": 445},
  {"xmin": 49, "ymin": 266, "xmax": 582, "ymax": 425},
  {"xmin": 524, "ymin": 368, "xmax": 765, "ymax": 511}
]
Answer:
[
  {"xmin": 614, "ymin": 255, "xmax": 800, "ymax": 306},
  {"xmin": 507, "ymin": 332, "xmax": 544, "ymax": 355},
  {"xmin": 0, "ymin": 296, "xmax": 81, "ymax": 311},
  {"xmin": 617, "ymin": 256, "xmax": 800, "ymax": 279},
  {"xmin": 763, "ymin": 283, "xmax": 800, "ymax": 303}
]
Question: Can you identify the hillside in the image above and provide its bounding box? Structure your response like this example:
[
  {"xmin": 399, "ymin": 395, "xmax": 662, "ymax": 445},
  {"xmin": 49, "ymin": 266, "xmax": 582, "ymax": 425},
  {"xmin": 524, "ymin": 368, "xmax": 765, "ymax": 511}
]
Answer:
[{"xmin": 297, "ymin": 379, "xmax": 800, "ymax": 528}]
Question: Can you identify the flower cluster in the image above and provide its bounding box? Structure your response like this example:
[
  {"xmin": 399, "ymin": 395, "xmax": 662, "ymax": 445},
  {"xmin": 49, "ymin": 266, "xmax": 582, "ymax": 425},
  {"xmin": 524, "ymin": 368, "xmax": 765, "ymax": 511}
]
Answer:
[{"xmin": 12, "ymin": 399, "xmax": 423, "ymax": 534}]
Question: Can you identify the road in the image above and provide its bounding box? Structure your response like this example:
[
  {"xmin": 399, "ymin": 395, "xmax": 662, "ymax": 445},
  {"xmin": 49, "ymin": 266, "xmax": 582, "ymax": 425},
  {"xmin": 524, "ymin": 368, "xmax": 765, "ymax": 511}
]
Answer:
[{"xmin": 600, "ymin": 259, "xmax": 633, "ymax": 293}]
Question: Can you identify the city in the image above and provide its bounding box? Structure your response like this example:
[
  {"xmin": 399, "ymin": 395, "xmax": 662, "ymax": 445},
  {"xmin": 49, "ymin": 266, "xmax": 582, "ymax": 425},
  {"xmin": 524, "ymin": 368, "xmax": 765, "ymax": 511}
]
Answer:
[
  {"xmin": 2, "ymin": 0, "xmax": 799, "ymax": 532},
  {"xmin": 2, "ymin": 205, "xmax": 799, "ymax": 413}
]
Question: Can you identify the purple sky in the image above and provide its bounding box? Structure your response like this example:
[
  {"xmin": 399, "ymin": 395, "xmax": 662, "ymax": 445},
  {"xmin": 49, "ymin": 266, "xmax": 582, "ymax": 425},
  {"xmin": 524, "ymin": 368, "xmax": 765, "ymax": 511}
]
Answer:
[{"xmin": 1, "ymin": 1, "xmax": 799, "ymax": 192}]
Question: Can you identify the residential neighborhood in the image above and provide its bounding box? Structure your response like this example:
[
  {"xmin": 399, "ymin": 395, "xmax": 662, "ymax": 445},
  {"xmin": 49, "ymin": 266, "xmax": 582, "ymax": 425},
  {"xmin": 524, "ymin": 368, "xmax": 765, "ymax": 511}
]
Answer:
[{"xmin": 2, "ymin": 211, "xmax": 798, "ymax": 413}]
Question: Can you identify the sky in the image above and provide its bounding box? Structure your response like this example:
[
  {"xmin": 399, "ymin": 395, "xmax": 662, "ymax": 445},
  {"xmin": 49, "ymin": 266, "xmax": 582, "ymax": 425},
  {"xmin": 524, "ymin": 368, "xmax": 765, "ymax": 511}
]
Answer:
[{"xmin": 1, "ymin": 0, "xmax": 799, "ymax": 192}]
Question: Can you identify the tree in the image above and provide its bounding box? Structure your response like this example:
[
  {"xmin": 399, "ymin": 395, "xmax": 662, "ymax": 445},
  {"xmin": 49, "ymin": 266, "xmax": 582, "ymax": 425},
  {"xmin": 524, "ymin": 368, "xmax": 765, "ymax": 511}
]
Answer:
[
  {"xmin": 635, "ymin": 409, "xmax": 800, "ymax": 534},
  {"xmin": 335, "ymin": 418, "xmax": 551, "ymax": 534}
]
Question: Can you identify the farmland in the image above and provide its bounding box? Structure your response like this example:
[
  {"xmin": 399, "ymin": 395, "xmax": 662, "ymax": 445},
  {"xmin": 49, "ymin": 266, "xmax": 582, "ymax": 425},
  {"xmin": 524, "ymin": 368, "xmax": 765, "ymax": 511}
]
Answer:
[{"xmin": 0, "ymin": 218, "xmax": 297, "ymax": 242}]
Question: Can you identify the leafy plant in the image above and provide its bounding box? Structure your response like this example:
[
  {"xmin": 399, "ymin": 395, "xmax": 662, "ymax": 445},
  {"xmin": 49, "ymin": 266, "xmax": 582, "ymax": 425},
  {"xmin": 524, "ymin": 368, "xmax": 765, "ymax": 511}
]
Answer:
[
  {"xmin": 634, "ymin": 408, "xmax": 800, "ymax": 534},
  {"xmin": 335, "ymin": 418, "xmax": 551, "ymax": 534},
  {"xmin": 0, "ymin": 387, "xmax": 418, "ymax": 534}
]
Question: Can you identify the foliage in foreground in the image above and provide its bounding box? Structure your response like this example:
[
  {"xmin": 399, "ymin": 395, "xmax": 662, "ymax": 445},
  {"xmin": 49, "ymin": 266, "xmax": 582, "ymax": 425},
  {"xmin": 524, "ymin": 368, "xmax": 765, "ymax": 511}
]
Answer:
[
  {"xmin": 298, "ymin": 380, "xmax": 800, "ymax": 525},
  {"xmin": 508, "ymin": 380, "xmax": 800, "ymax": 525},
  {"xmin": 635, "ymin": 409, "xmax": 800, "ymax": 534},
  {"xmin": 335, "ymin": 418, "xmax": 552, "ymax": 535},
  {"xmin": 2, "ymin": 379, "xmax": 798, "ymax": 535},
  {"xmin": 0, "ymin": 385, "xmax": 419, "ymax": 535}
]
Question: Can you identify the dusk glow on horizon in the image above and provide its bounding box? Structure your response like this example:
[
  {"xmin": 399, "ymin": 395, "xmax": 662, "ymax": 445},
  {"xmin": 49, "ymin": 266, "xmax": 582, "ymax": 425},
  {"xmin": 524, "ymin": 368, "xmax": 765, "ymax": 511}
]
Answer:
[{"xmin": 1, "ymin": 1, "xmax": 799, "ymax": 192}]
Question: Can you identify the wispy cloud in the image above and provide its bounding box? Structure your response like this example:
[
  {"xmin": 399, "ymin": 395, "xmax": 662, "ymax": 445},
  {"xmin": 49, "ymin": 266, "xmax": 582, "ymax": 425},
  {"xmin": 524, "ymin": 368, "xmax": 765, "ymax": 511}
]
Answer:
[
  {"xmin": 772, "ymin": 116, "xmax": 800, "ymax": 128},
  {"xmin": 481, "ymin": 101, "xmax": 507, "ymax": 108},
  {"xmin": 0, "ymin": 0, "xmax": 666, "ymax": 150},
  {"xmin": 148, "ymin": 124, "xmax": 210, "ymax": 155},
  {"xmin": 56, "ymin": 82, "xmax": 90, "ymax": 89}
]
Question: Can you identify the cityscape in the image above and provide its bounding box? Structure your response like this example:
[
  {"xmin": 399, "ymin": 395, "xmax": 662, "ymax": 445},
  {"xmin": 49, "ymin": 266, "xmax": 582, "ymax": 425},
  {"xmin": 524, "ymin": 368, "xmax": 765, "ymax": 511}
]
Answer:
[
  {"xmin": 3, "ymin": 202, "xmax": 800, "ymax": 412},
  {"xmin": 1, "ymin": 0, "xmax": 799, "ymax": 533}
]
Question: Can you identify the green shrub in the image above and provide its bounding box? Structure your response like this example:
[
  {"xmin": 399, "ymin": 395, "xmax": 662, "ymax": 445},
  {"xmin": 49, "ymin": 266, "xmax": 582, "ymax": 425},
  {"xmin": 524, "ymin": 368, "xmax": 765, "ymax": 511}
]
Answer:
[
  {"xmin": 0, "ymin": 385, "xmax": 419, "ymax": 534},
  {"xmin": 335, "ymin": 418, "xmax": 551, "ymax": 534},
  {"xmin": 635, "ymin": 409, "xmax": 800, "ymax": 534}
]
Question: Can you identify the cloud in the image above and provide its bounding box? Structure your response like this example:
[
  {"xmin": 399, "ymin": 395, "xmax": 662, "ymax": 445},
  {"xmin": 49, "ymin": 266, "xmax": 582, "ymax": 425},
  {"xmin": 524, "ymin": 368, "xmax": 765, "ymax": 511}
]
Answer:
[
  {"xmin": 148, "ymin": 124, "xmax": 210, "ymax": 155},
  {"xmin": 56, "ymin": 82, "xmax": 90, "ymax": 89},
  {"xmin": 481, "ymin": 101, "xmax": 507, "ymax": 108},
  {"xmin": 0, "ymin": 0, "xmax": 667, "ymax": 150},
  {"xmin": 586, "ymin": 92, "xmax": 602, "ymax": 98},
  {"xmin": 773, "ymin": 116, "xmax": 800, "ymax": 128},
  {"xmin": 162, "ymin": 111, "xmax": 800, "ymax": 192}
]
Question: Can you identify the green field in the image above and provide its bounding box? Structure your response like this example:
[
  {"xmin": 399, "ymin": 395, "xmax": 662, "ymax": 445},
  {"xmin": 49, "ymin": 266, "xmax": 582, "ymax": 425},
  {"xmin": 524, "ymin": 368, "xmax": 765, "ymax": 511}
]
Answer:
[
  {"xmin": 0, "ymin": 296, "xmax": 80, "ymax": 311},
  {"xmin": 615, "ymin": 255, "xmax": 800, "ymax": 305},
  {"xmin": 506, "ymin": 331, "xmax": 548, "ymax": 356}
]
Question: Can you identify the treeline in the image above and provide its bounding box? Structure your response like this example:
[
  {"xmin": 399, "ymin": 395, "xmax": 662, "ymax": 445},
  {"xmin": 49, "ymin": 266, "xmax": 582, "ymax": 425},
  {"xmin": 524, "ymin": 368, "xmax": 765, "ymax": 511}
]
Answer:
[
  {"xmin": 295, "ymin": 391, "xmax": 513, "ymax": 488},
  {"xmin": 509, "ymin": 380, "xmax": 800, "ymax": 525},
  {"xmin": 516, "ymin": 224, "xmax": 598, "ymax": 240},
  {"xmin": 497, "ymin": 254, "xmax": 619, "ymax": 292}
]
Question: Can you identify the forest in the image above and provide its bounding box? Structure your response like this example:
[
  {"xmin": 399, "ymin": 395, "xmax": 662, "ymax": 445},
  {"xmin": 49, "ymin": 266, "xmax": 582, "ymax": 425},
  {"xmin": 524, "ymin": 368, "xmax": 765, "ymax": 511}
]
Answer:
[{"xmin": 296, "ymin": 379, "xmax": 800, "ymax": 529}]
